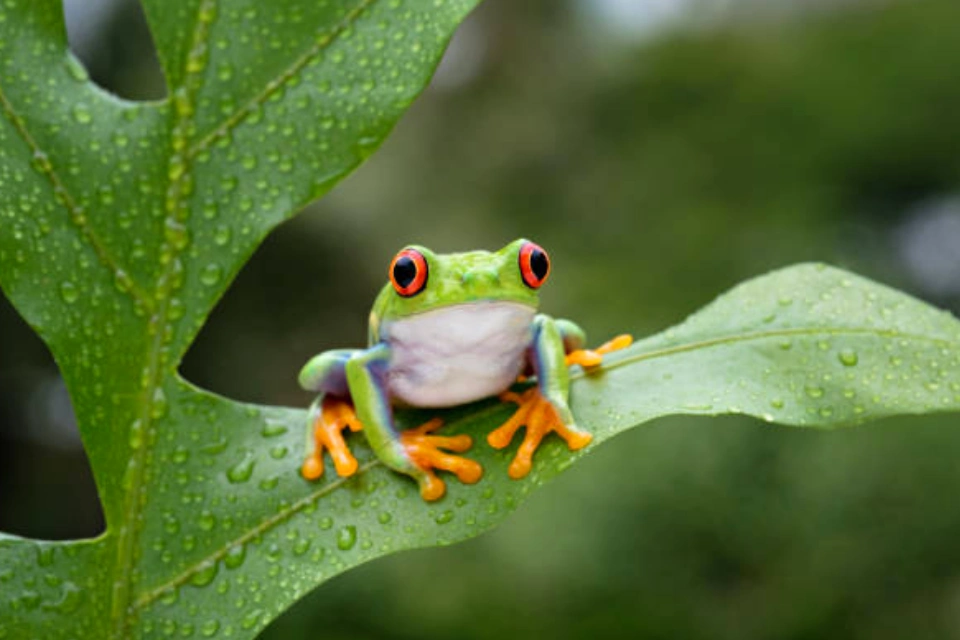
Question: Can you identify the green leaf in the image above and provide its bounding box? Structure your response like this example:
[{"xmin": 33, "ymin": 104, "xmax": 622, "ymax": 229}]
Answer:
[
  {"xmin": 1, "ymin": 3, "xmax": 959, "ymax": 640},
  {"xmin": 0, "ymin": 0, "xmax": 480, "ymax": 637}
]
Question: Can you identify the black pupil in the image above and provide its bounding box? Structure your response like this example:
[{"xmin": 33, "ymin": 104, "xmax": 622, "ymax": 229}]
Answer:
[
  {"xmin": 529, "ymin": 250, "xmax": 549, "ymax": 281},
  {"xmin": 394, "ymin": 256, "xmax": 418, "ymax": 288}
]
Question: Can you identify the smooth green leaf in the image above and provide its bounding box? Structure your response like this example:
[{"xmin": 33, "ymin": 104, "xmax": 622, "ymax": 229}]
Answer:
[{"xmin": 1, "ymin": 3, "xmax": 959, "ymax": 640}]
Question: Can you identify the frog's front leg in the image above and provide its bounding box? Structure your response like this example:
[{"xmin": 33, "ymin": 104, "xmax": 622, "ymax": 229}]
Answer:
[
  {"xmin": 300, "ymin": 349, "xmax": 364, "ymax": 480},
  {"xmin": 346, "ymin": 345, "xmax": 482, "ymax": 501},
  {"xmin": 488, "ymin": 315, "xmax": 595, "ymax": 478}
]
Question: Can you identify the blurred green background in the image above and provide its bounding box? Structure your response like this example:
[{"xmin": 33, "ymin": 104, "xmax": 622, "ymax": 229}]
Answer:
[{"xmin": 3, "ymin": 0, "xmax": 960, "ymax": 637}]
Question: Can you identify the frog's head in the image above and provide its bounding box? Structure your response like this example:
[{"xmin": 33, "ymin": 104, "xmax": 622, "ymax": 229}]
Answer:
[{"xmin": 373, "ymin": 238, "xmax": 550, "ymax": 320}]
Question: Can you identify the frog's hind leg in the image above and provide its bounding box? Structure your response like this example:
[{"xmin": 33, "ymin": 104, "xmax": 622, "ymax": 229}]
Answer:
[
  {"xmin": 489, "ymin": 315, "xmax": 593, "ymax": 478},
  {"xmin": 346, "ymin": 345, "xmax": 482, "ymax": 501},
  {"xmin": 299, "ymin": 350, "xmax": 363, "ymax": 481}
]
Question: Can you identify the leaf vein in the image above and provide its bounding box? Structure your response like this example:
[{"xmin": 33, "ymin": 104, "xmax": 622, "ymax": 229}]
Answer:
[
  {"xmin": 110, "ymin": 1, "xmax": 219, "ymax": 636},
  {"xmin": 0, "ymin": 80, "xmax": 154, "ymax": 310},
  {"xmin": 186, "ymin": 0, "xmax": 380, "ymax": 158},
  {"xmin": 132, "ymin": 459, "xmax": 383, "ymax": 610},
  {"xmin": 574, "ymin": 326, "xmax": 959, "ymax": 379}
]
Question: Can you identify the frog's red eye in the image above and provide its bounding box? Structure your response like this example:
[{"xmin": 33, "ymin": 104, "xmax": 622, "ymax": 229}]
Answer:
[
  {"xmin": 519, "ymin": 242, "xmax": 550, "ymax": 289},
  {"xmin": 390, "ymin": 248, "xmax": 428, "ymax": 297}
]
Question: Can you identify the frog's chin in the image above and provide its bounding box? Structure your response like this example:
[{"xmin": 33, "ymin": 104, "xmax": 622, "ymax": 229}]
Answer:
[
  {"xmin": 382, "ymin": 301, "xmax": 537, "ymax": 408},
  {"xmin": 398, "ymin": 298, "xmax": 536, "ymax": 318}
]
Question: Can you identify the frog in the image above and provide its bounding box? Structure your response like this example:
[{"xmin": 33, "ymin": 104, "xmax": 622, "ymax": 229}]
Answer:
[{"xmin": 299, "ymin": 239, "xmax": 632, "ymax": 501}]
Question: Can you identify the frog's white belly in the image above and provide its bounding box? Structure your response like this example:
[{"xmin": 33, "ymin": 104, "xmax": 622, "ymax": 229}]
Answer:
[{"xmin": 383, "ymin": 302, "xmax": 536, "ymax": 407}]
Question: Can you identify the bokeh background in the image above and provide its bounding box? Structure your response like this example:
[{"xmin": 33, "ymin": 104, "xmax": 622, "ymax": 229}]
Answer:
[{"xmin": 3, "ymin": 0, "xmax": 960, "ymax": 637}]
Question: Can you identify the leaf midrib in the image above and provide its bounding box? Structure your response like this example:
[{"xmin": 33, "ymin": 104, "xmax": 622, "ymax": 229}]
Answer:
[
  {"xmin": 128, "ymin": 322, "xmax": 959, "ymax": 612},
  {"xmin": 107, "ymin": 1, "xmax": 386, "ymax": 636},
  {"xmin": 594, "ymin": 325, "xmax": 960, "ymax": 375},
  {"xmin": 108, "ymin": 0, "xmax": 219, "ymax": 636}
]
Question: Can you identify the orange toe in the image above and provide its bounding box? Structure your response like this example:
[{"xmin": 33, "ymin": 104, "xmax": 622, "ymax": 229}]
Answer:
[
  {"xmin": 566, "ymin": 333, "xmax": 634, "ymax": 369},
  {"xmin": 301, "ymin": 397, "xmax": 362, "ymax": 482},
  {"xmin": 401, "ymin": 419, "xmax": 483, "ymax": 501},
  {"xmin": 491, "ymin": 388, "xmax": 592, "ymax": 479},
  {"xmin": 596, "ymin": 333, "xmax": 633, "ymax": 355}
]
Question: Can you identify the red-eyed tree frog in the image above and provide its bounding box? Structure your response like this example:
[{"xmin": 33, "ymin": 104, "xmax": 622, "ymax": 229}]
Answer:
[{"xmin": 299, "ymin": 239, "xmax": 632, "ymax": 501}]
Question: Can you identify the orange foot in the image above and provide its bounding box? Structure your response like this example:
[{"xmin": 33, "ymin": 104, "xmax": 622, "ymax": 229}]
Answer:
[
  {"xmin": 301, "ymin": 397, "xmax": 363, "ymax": 481},
  {"xmin": 401, "ymin": 419, "xmax": 483, "ymax": 501},
  {"xmin": 488, "ymin": 388, "xmax": 593, "ymax": 479},
  {"xmin": 566, "ymin": 333, "xmax": 634, "ymax": 368}
]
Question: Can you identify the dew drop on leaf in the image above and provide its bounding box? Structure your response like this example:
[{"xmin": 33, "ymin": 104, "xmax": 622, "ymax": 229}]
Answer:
[
  {"xmin": 191, "ymin": 560, "xmax": 218, "ymax": 587},
  {"xmin": 804, "ymin": 385, "xmax": 825, "ymax": 399},
  {"xmin": 72, "ymin": 104, "xmax": 91, "ymax": 124},
  {"xmin": 198, "ymin": 510, "xmax": 216, "ymax": 531},
  {"xmin": 226, "ymin": 453, "xmax": 255, "ymax": 483},
  {"xmin": 838, "ymin": 348, "xmax": 859, "ymax": 367},
  {"xmin": 224, "ymin": 544, "xmax": 246, "ymax": 570},
  {"xmin": 35, "ymin": 546, "xmax": 54, "ymax": 567},
  {"xmin": 200, "ymin": 620, "xmax": 220, "ymax": 637},
  {"xmin": 200, "ymin": 264, "xmax": 222, "ymax": 286},
  {"xmin": 213, "ymin": 225, "xmax": 231, "ymax": 246},
  {"xmin": 336, "ymin": 525, "xmax": 357, "ymax": 550},
  {"xmin": 260, "ymin": 420, "xmax": 288, "ymax": 438},
  {"xmin": 59, "ymin": 281, "xmax": 79, "ymax": 304}
]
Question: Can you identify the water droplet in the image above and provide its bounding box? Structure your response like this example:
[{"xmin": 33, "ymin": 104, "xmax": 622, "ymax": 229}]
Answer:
[
  {"xmin": 60, "ymin": 281, "xmax": 79, "ymax": 304},
  {"xmin": 226, "ymin": 453, "xmax": 255, "ymax": 483},
  {"xmin": 293, "ymin": 539, "xmax": 312, "ymax": 556},
  {"xmin": 201, "ymin": 620, "xmax": 220, "ymax": 637},
  {"xmin": 318, "ymin": 516, "xmax": 333, "ymax": 530},
  {"xmin": 435, "ymin": 510, "xmax": 454, "ymax": 525},
  {"xmin": 213, "ymin": 225, "xmax": 231, "ymax": 246},
  {"xmin": 151, "ymin": 387, "xmax": 168, "ymax": 419},
  {"xmin": 72, "ymin": 104, "xmax": 92, "ymax": 124},
  {"xmin": 164, "ymin": 218, "xmax": 190, "ymax": 251},
  {"xmin": 163, "ymin": 513, "xmax": 180, "ymax": 534},
  {"xmin": 770, "ymin": 398, "xmax": 784, "ymax": 409},
  {"xmin": 838, "ymin": 349, "xmax": 859, "ymax": 367},
  {"xmin": 377, "ymin": 512, "xmax": 392, "ymax": 525},
  {"xmin": 269, "ymin": 445, "xmax": 288, "ymax": 459},
  {"xmin": 336, "ymin": 525, "xmax": 357, "ymax": 550},
  {"xmin": 128, "ymin": 419, "xmax": 145, "ymax": 450},
  {"xmin": 224, "ymin": 544, "xmax": 246, "ymax": 569},
  {"xmin": 804, "ymin": 385, "xmax": 824, "ymax": 399},
  {"xmin": 36, "ymin": 546, "xmax": 54, "ymax": 567},
  {"xmin": 191, "ymin": 560, "xmax": 218, "ymax": 587},
  {"xmin": 198, "ymin": 511, "xmax": 216, "ymax": 531},
  {"xmin": 260, "ymin": 421, "xmax": 288, "ymax": 438},
  {"xmin": 200, "ymin": 263, "xmax": 222, "ymax": 286},
  {"xmin": 45, "ymin": 582, "xmax": 81, "ymax": 613}
]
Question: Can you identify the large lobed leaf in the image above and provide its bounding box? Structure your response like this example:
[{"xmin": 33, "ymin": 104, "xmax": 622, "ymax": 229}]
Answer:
[{"xmin": 1, "ymin": 3, "xmax": 959, "ymax": 640}]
